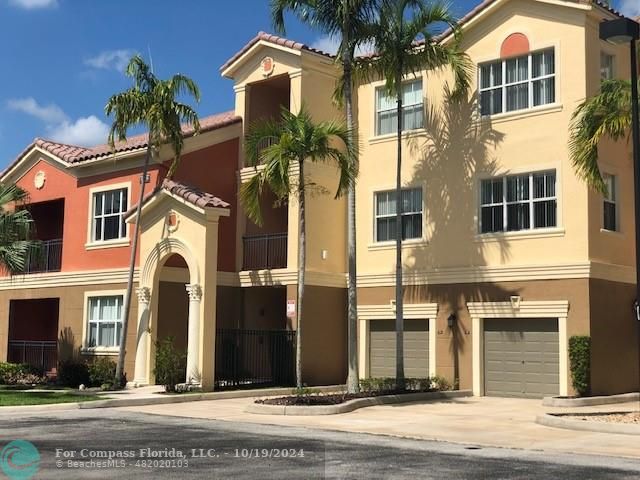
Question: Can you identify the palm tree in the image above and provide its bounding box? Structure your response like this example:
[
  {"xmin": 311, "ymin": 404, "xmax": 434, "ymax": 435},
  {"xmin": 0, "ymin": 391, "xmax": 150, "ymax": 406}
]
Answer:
[
  {"xmin": 569, "ymin": 78, "xmax": 636, "ymax": 193},
  {"xmin": 240, "ymin": 106, "xmax": 357, "ymax": 388},
  {"xmin": 360, "ymin": 0, "xmax": 470, "ymax": 388},
  {"xmin": 105, "ymin": 55, "xmax": 201, "ymax": 385},
  {"xmin": 0, "ymin": 184, "xmax": 40, "ymax": 274},
  {"xmin": 271, "ymin": 0, "xmax": 378, "ymax": 393}
]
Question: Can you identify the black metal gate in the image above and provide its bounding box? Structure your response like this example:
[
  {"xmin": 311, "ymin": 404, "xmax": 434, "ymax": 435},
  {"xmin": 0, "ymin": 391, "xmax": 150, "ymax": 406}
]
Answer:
[{"xmin": 215, "ymin": 328, "xmax": 296, "ymax": 389}]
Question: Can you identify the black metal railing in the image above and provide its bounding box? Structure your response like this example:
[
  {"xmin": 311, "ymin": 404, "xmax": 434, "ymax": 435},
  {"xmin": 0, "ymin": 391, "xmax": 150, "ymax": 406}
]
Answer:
[
  {"xmin": 242, "ymin": 233, "xmax": 287, "ymax": 270},
  {"xmin": 7, "ymin": 340, "xmax": 57, "ymax": 373},
  {"xmin": 25, "ymin": 239, "xmax": 62, "ymax": 274},
  {"xmin": 215, "ymin": 328, "xmax": 296, "ymax": 389}
]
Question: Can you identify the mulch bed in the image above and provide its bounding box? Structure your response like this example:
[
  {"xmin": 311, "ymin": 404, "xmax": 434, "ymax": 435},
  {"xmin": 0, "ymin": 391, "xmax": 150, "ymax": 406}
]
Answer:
[
  {"xmin": 256, "ymin": 390, "xmax": 437, "ymax": 406},
  {"xmin": 569, "ymin": 412, "xmax": 640, "ymax": 424}
]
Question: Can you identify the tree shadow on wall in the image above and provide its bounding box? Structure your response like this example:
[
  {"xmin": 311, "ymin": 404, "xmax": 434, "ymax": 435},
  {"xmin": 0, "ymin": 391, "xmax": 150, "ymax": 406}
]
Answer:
[{"xmin": 402, "ymin": 90, "xmax": 522, "ymax": 385}]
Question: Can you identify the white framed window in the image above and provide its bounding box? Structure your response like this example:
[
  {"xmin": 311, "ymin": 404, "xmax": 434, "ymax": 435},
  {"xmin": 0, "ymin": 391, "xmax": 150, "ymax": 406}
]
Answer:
[
  {"xmin": 375, "ymin": 187, "xmax": 423, "ymax": 242},
  {"xmin": 479, "ymin": 48, "xmax": 555, "ymax": 116},
  {"xmin": 601, "ymin": 52, "xmax": 615, "ymax": 81},
  {"xmin": 375, "ymin": 79, "xmax": 424, "ymax": 136},
  {"xmin": 92, "ymin": 188, "xmax": 128, "ymax": 242},
  {"xmin": 86, "ymin": 295, "xmax": 123, "ymax": 348},
  {"xmin": 480, "ymin": 170, "xmax": 557, "ymax": 234},
  {"xmin": 603, "ymin": 174, "xmax": 618, "ymax": 231}
]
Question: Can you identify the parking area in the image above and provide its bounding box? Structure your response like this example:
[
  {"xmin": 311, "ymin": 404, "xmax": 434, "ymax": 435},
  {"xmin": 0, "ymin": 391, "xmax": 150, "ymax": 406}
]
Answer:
[{"xmin": 118, "ymin": 395, "xmax": 640, "ymax": 459}]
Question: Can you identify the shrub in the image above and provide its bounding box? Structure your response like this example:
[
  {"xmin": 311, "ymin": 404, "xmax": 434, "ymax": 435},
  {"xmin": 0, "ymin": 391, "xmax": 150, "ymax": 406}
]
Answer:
[
  {"xmin": 57, "ymin": 360, "xmax": 90, "ymax": 388},
  {"xmin": 292, "ymin": 386, "xmax": 321, "ymax": 396},
  {"xmin": 88, "ymin": 358, "xmax": 119, "ymax": 389},
  {"xmin": 569, "ymin": 335, "xmax": 591, "ymax": 397},
  {"xmin": 429, "ymin": 375, "xmax": 453, "ymax": 392},
  {"xmin": 360, "ymin": 376, "xmax": 454, "ymax": 394},
  {"xmin": 154, "ymin": 337, "xmax": 186, "ymax": 393},
  {"xmin": 0, "ymin": 363, "xmax": 46, "ymax": 385}
]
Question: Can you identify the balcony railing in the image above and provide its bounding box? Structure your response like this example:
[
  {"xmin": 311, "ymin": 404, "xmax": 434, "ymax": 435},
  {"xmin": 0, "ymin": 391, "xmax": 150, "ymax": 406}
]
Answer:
[
  {"xmin": 25, "ymin": 239, "xmax": 62, "ymax": 274},
  {"xmin": 242, "ymin": 233, "xmax": 287, "ymax": 270},
  {"xmin": 8, "ymin": 340, "xmax": 57, "ymax": 373}
]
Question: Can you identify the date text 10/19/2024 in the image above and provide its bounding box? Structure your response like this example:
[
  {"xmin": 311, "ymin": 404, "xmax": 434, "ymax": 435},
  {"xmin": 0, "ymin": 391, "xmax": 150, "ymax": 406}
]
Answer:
[{"xmin": 55, "ymin": 448, "xmax": 308, "ymax": 460}]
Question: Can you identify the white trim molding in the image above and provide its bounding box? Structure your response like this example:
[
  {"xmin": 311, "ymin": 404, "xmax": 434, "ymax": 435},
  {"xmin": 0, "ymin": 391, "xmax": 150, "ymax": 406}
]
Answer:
[
  {"xmin": 467, "ymin": 300, "xmax": 570, "ymax": 398},
  {"xmin": 357, "ymin": 302, "xmax": 438, "ymax": 379},
  {"xmin": 218, "ymin": 269, "xmax": 347, "ymax": 288},
  {"xmin": 0, "ymin": 268, "xmax": 139, "ymax": 291}
]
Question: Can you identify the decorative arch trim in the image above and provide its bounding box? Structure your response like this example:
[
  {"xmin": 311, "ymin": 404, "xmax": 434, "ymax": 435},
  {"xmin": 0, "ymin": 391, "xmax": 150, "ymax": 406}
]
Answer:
[
  {"xmin": 141, "ymin": 237, "xmax": 199, "ymax": 288},
  {"xmin": 500, "ymin": 33, "xmax": 530, "ymax": 58}
]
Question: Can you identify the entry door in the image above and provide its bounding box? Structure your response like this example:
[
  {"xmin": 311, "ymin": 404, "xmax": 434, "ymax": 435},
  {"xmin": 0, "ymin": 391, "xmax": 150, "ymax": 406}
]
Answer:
[
  {"xmin": 369, "ymin": 320, "xmax": 429, "ymax": 378},
  {"xmin": 483, "ymin": 318, "xmax": 559, "ymax": 398}
]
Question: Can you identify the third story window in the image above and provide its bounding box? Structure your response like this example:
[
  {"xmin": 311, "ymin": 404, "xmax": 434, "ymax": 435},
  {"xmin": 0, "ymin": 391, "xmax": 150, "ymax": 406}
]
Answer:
[
  {"xmin": 375, "ymin": 188, "xmax": 423, "ymax": 242},
  {"xmin": 376, "ymin": 79, "xmax": 424, "ymax": 136},
  {"xmin": 92, "ymin": 188, "xmax": 128, "ymax": 242},
  {"xmin": 603, "ymin": 174, "xmax": 618, "ymax": 231},
  {"xmin": 480, "ymin": 48, "xmax": 555, "ymax": 116},
  {"xmin": 480, "ymin": 170, "xmax": 557, "ymax": 234}
]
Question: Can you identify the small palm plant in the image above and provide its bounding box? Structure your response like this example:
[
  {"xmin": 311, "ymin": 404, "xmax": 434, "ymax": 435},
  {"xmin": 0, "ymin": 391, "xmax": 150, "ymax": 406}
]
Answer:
[
  {"xmin": 240, "ymin": 106, "xmax": 357, "ymax": 388},
  {"xmin": 360, "ymin": 0, "xmax": 471, "ymax": 388},
  {"xmin": 105, "ymin": 55, "xmax": 201, "ymax": 385},
  {"xmin": 0, "ymin": 184, "xmax": 40, "ymax": 274}
]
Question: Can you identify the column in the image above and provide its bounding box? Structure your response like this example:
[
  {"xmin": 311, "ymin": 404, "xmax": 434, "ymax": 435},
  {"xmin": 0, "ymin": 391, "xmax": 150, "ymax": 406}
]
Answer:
[
  {"xmin": 558, "ymin": 316, "xmax": 569, "ymax": 396},
  {"xmin": 133, "ymin": 287, "xmax": 151, "ymax": 386},
  {"xmin": 186, "ymin": 284, "xmax": 202, "ymax": 384},
  {"xmin": 472, "ymin": 316, "xmax": 483, "ymax": 396}
]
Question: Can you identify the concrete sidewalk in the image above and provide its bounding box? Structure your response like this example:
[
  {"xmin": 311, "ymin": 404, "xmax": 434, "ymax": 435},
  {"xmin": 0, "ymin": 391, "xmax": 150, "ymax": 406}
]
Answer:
[{"xmin": 119, "ymin": 396, "xmax": 640, "ymax": 459}]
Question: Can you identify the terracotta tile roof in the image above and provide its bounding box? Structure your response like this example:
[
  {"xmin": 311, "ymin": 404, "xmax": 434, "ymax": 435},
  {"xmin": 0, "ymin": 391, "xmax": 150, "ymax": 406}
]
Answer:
[
  {"xmin": 5, "ymin": 110, "xmax": 241, "ymax": 177},
  {"xmin": 161, "ymin": 178, "xmax": 230, "ymax": 209},
  {"xmin": 220, "ymin": 31, "xmax": 334, "ymax": 73},
  {"xmin": 124, "ymin": 178, "xmax": 229, "ymax": 219}
]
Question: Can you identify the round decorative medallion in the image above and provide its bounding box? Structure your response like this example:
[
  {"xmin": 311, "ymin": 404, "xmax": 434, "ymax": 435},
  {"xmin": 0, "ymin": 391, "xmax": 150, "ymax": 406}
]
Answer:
[
  {"xmin": 34, "ymin": 170, "xmax": 46, "ymax": 190},
  {"xmin": 166, "ymin": 211, "xmax": 180, "ymax": 233},
  {"xmin": 261, "ymin": 56, "xmax": 274, "ymax": 77}
]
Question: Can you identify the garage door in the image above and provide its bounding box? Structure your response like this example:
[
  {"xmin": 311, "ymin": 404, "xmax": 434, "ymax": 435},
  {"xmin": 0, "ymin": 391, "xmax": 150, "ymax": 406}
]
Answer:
[
  {"xmin": 369, "ymin": 320, "xmax": 429, "ymax": 378},
  {"xmin": 484, "ymin": 318, "xmax": 559, "ymax": 398}
]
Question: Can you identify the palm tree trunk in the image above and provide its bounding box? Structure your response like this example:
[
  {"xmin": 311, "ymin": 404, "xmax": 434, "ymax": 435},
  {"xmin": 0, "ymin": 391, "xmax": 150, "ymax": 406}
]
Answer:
[
  {"xmin": 343, "ymin": 49, "xmax": 360, "ymax": 394},
  {"xmin": 296, "ymin": 156, "xmax": 306, "ymax": 389},
  {"xmin": 115, "ymin": 144, "xmax": 152, "ymax": 386},
  {"xmin": 395, "ymin": 72, "xmax": 405, "ymax": 390}
]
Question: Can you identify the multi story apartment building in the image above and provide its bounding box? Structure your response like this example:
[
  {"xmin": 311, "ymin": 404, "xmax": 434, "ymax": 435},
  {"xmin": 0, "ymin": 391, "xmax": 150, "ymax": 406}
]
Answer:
[{"xmin": 0, "ymin": 0, "xmax": 637, "ymax": 397}]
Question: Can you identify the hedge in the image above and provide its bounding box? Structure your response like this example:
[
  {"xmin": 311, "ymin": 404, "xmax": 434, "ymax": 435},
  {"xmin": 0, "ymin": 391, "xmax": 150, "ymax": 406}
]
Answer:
[{"xmin": 568, "ymin": 335, "xmax": 591, "ymax": 397}]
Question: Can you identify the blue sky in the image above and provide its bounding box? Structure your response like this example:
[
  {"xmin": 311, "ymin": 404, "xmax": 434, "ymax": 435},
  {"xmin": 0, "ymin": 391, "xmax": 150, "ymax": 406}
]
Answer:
[{"xmin": 0, "ymin": 0, "xmax": 637, "ymax": 168}]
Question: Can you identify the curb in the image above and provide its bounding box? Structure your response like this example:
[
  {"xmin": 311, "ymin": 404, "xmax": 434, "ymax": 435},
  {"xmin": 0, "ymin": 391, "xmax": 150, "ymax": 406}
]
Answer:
[
  {"xmin": 542, "ymin": 392, "xmax": 640, "ymax": 407},
  {"xmin": 536, "ymin": 413, "xmax": 640, "ymax": 436},
  {"xmin": 0, "ymin": 384, "xmax": 345, "ymax": 414},
  {"xmin": 245, "ymin": 390, "xmax": 472, "ymax": 416}
]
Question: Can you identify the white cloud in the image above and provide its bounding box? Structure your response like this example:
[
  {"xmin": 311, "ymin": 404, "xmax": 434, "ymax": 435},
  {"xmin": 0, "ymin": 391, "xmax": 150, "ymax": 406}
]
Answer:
[
  {"xmin": 48, "ymin": 116, "xmax": 109, "ymax": 146},
  {"xmin": 619, "ymin": 0, "xmax": 640, "ymax": 18},
  {"xmin": 7, "ymin": 97, "xmax": 108, "ymax": 147},
  {"xmin": 310, "ymin": 34, "xmax": 376, "ymax": 57},
  {"xmin": 84, "ymin": 49, "xmax": 136, "ymax": 72},
  {"xmin": 7, "ymin": 97, "xmax": 66, "ymax": 124},
  {"xmin": 8, "ymin": 0, "xmax": 57, "ymax": 9}
]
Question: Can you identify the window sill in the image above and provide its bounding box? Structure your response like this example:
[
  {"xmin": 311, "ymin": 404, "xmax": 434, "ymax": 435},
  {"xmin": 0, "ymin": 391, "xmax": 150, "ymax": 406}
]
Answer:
[
  {"xmin": 482, "ymin": 103, "xmax": 563, "ymax": 124},
  {"xmin": 475, "ymin": 227, "xmax": 565, "ymax": 242},
  {"xmin": 368, "ymin": 128, "xmax": 426, "ymax": 145},
  {"xmin": 368, "ymin": 238, "xmax": 426, "ymax": 251},
  {"xmin": 600, "ymin": 228, "xmax": 623, "ymax": 237},
  {"xmin": 85, "ymin": 239, "xmax": 130, "ymax": 250},
  {"xmin": 81, "ymin": 347, "xmax": 120, "ymax": 355}
]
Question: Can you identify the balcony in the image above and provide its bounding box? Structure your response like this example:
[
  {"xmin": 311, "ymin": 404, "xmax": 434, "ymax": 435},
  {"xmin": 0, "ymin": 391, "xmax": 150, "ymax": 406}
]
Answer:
[
  {"xmin": 8, "ymin": 340, "xmax": 57, "ymax": 373},
  {"xmin": 242, "ymin": 233, "xmax": 287, "ymax": 270},
  {"xmin": 25, "ymin": 239, "xmax": 62, "ymax": 274}
]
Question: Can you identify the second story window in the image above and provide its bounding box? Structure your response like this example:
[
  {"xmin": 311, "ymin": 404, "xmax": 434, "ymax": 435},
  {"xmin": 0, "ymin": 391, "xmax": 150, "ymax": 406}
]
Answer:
[
  {"xmin": 375, "ymin": 188, "xmax": 423, "ymax": 242},
  {"xmin": 376, "ymin": 79, "xmax": 424, "ymax": 136},
  {"xmin": 480, "ymin": 170, "xmax": 557, "ymax": 234},
  {"xmin": 480, "ymin": 48, "xmax": 555, "ymax": 116},
  {"xmin": 603, "ymin": 174, "xmax": 618, "ymax": 232},
  {"xmin": 601, "ymin": 52, "xmax": 615, "ymax": 81},
  {"xmin": 92, "ymin": 188, "xmax": 128, "ymax": 242}
]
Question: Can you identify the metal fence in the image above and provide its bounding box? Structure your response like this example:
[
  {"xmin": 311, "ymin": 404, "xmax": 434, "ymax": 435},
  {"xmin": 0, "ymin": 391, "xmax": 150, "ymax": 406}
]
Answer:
[
  {"xmin": 7, "ymin": 340, "xmax": 57, "ymax": 373},
  {"xmin": 242, "ymin": 233, "xmax": 287, "ymax": 270},
  {"xmin": 26, "ymin": 239, "xmax": 63, "ymax": 274},
  {"xmin": 215, "ymin": 328, "xmax": 296, "ymax": 389}
]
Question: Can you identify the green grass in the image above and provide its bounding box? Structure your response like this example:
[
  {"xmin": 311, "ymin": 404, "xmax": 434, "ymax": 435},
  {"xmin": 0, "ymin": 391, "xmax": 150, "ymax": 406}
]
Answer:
[{"xmin": 0, "ymin": 390, "xmax": 105, "ymax": 407}]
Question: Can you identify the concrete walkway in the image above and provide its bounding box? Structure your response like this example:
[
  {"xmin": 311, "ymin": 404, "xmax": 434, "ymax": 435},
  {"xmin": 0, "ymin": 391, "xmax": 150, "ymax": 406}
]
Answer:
[{"xmin": 119, "ymin": 396, "xmax": 640, "ymax": 459}]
